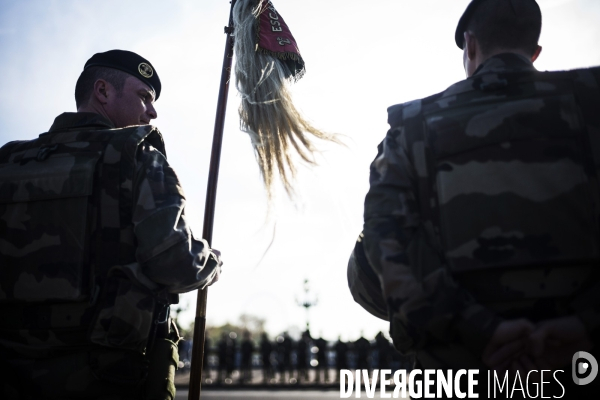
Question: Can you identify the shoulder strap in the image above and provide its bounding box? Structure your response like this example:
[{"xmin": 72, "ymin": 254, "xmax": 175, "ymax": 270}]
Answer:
[{"xmin": 94, "ymin": 126, "xmax": 166, "ymax": 274}]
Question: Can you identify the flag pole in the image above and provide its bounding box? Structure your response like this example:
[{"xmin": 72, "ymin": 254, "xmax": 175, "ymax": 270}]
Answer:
[{"xmin": 188, "ymin": 1, "xmax": 237, "ymax": 398}]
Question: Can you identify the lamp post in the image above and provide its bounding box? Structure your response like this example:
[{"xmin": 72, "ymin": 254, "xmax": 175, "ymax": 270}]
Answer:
[{"xmin": 296, "ymin": 279, "xmax": 318, "ymax": 331}]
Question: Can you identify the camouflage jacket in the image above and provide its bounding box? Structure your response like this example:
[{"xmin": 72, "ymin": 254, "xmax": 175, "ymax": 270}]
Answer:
[
  {"xmin": 359, "ymin": 53, "xmax": 600, "ymax": 368},
  {"xmin": 0, "ymin": 112, "xmax": 219, "ymax": 355}
]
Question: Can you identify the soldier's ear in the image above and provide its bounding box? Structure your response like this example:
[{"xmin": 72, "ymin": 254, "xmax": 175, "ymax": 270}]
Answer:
[
  {"xmin": 531, "ymin": 45, "xmax": 542, "ymax": 63},
  {"xmin": 464, "ymin": 32, "xmax": 477, "ymax": 61},
  {"xmin": 93, "ymin": 79, "xmax": 109, "ymax": 104}
]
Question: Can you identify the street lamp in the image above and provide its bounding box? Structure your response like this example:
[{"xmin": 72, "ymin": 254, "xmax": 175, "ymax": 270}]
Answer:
[{"xmin": 296, "ymin": 279, "xmax": 318, "ymax": 331}]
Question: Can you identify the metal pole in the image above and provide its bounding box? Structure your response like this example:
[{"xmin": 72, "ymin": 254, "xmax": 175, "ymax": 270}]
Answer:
[{"xmin": 188, "ymin": 1, "xmax": 237, "ymax": 398}]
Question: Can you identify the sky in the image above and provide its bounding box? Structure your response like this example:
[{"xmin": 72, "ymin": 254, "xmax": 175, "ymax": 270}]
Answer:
[{"xmin": 1, "ymin": 0, "xmax": 599, "ymax": 342}]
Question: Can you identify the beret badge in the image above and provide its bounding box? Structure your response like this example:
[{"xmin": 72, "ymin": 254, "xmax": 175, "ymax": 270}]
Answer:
[
  {"xmin": 83, "ymin": 50, "xmax": 161, "ymax": 99},
  {"xmin": 138, "ymin": 62, "xmax": 154, "ymax": 78}
]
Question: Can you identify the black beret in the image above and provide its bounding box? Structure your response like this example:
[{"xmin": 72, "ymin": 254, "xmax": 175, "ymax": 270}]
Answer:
[
  {"xmin": 455, "ymin": 0, "xmax": 541, "ymax": 49},
  {"xmin": 84, "ymin": 49, "xmax": 161, "ymax": 100}
]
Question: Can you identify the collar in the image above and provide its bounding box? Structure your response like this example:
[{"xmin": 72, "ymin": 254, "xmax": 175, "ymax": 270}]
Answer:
[
  {"xmin": 47, "ymin": 112, "xmax": 115, "ymax": 133},
  {"xmin": 473, "ymin": 53, "xmax": 537, "ymax": 76}
]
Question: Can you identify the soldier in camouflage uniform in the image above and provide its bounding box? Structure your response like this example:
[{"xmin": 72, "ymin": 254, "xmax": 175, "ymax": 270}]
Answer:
[
  {"xmin": 0, "ymin": 50, "xmax": 222, "ymax": 399},
  {"xmin": 350, "ymin": 0, "xmax": 600, "ymax": 396}
]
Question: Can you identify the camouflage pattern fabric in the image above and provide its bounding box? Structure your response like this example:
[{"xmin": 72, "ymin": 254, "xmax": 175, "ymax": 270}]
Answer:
[
  {"xmin": 360, "ymin": 53, "xmax": 600, "ymax": 370},
  {"xmin": 0, "ymin": 112, "xmax": 220, "ymax": 397},
  {"xmin": 347, "ymin": 232, "xmax": 388, "ymax": 321},
  {"xmin": 2, "ymin": 348, "xmax": 147, "ymax": 400}
]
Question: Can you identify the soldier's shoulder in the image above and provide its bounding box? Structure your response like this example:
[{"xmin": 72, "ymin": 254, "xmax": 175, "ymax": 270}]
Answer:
[
  {"xmin": 121, "ymin": 124, "xmax": 164, "ymax": 160},
  {"xmin": 569, "ymin": 65, "xmax": 600, "ymax": 88},
  {"xmin": 135, "ymin": 138, "xmax": 167, "ymax": 165},
  {"xmin": 587, "ymin": 65, "xmax": 600, "ymax": 77},
  {"xmin": 536, "ymin": 65, "xmax": 600, "ymax": 90},
  {"xmin": 0, "ymin": 139, "xmax": 34, "ymax": 162},
  {"xmin": 111, "ymin": 124, "xmax": 162, "ymax": 141},
  {"xmin": 137, "ymin": 125, "xmax": 166, "ymax": 159},
  {"xmin": 387, "ymin": 91, "xmax": 445, "ymax": 128},
  {"xmin": 549, "ymin": 65, "xmax": 600, "ymax": 76},
  {"xmin": 0, "ymin": 139, "xmax": 30, "ymax": 153},
  {"xmin": 0, "ymin": 139, "xmax": 29, "ymax": 148}
]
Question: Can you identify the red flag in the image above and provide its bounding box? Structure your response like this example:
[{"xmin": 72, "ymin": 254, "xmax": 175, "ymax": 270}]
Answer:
[{"xmin": 256, "ymin": 0, "xmax": 305, "ymax": 79}]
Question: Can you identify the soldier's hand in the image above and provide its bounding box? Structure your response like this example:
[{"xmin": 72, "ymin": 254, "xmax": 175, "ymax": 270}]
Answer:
[
  {"xmin": 208, "ymin": 249, "xmax": 222, "ymax": 286},
  {"xmin": 482, "ymin": 318, "xmax": 535, "ymax": 372},
  {"xmin": 529, "ymin": 316, "xmax": 593, "ymax": 370}
]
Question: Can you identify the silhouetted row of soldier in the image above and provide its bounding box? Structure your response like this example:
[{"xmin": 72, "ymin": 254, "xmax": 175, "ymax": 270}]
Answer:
[{"xmin": 178, "ymin": 330, "xmax": 414, "ymax": 385}]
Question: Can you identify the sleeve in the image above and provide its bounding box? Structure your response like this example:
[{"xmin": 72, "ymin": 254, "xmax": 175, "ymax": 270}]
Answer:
[
  {"xmin": 570, "ymin": 66, "xmax": 600, "ymax": 338},
  {"xmin": 131, "ymin": 142, "xmax": 220, "ymax": 293},
  {"xmin": 362, "ymin": 120, "xmax": 501, "ymax": 356},
  {"xmin": 347, "ymin": 233, "xmax": 388, "ymax": 321}
]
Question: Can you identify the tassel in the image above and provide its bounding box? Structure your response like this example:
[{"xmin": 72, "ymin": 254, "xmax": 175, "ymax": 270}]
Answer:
[{"xmin": 233, "ymin": 0, "xmax": 339, "ymax": 198}]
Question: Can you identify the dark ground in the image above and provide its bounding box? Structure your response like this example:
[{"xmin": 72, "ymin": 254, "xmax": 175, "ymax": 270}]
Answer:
[
  {"xmin": 174, "ymin": 369, "xmax": 407, "ymax": 399},
  {"xmin": 175, "ymin": 389, "xmax": 394, "ymax": 400}
]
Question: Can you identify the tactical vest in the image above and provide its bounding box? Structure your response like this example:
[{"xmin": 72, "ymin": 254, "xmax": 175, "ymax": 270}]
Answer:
[
  {"xmin": 390, "ymin": 66, "xmax": 600, "ymax": 313},
  {"xmin": 0, "ymin": 124, "xmax": 167, "ymax": 355}
]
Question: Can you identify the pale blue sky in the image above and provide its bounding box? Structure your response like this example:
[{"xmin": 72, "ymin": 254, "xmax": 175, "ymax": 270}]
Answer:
[{"xmin": 1, "ymin": 0, "xmax": 599, "ymax": 341}]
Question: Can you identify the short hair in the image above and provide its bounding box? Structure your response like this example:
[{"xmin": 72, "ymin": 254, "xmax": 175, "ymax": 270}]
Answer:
[
  {"xmin": 74, "ymin": 66, "xmax": 129, "ymax": 109},
  {"xmin": 466, "ymin": 0, "xmax": 542, "ymax": 57}
]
